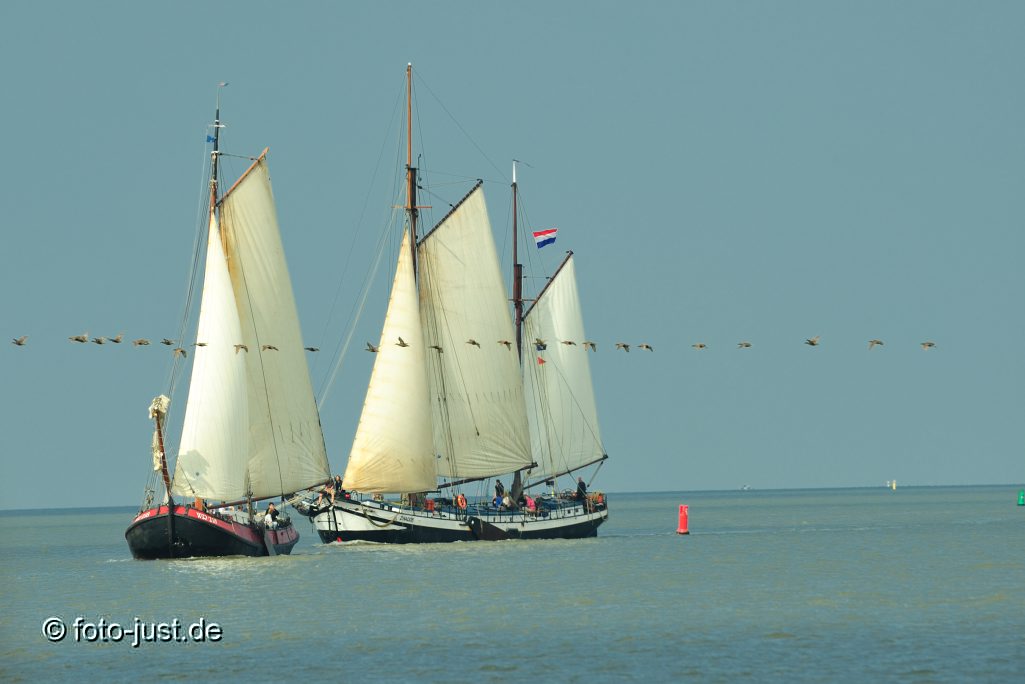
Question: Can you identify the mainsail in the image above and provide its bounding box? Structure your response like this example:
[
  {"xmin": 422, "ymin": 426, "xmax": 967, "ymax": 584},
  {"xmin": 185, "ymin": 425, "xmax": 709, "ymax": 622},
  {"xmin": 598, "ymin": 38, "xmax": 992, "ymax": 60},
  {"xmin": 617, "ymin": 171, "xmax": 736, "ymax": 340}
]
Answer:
[
  {"xmin": 172, "ymin": 213, "xmax": 250, "ymax": 501},
  {"xmin": 417, "ymin": 185, "xmax": 533, "ymax": 479},
  {"xmin": 521, "ymin": 255, "xmax": 605, "ymax": 478},
  {"xmin": 343, "ymin": 230, "xmax": 436, "ymax": 493}
]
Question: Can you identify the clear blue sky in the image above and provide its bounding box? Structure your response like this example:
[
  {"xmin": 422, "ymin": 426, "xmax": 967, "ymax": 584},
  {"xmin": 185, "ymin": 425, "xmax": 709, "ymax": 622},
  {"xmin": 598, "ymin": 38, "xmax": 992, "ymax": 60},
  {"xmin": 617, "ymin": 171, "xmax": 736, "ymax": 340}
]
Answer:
[{"xmin": 2, "ymin": 1, "xmax": 1022, "ymax": 509}]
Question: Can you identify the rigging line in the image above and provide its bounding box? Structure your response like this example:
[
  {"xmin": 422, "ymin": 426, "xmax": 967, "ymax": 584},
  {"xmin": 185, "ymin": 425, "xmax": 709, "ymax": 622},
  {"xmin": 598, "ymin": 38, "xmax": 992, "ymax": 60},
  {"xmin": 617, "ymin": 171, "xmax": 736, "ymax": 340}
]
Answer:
[
  {"xmin": 417, "ymin": 249, "xmax": 459, "ymax": 473},
  {"xmin": 313, "ymin": 87, "xmax": 404, "ymax": 376},
  {"xmin": 317, "ymin": 205, "xmax": 400, "ymax": 408},
  {"xmin": 412, "ymin": 68, "xmax": 509, "ymax": 185}
]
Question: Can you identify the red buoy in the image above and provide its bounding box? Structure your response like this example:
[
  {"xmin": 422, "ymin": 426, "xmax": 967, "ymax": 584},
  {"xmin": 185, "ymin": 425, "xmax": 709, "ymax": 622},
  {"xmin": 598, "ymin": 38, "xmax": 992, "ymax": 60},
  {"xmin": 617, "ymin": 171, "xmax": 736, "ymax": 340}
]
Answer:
[{"xmin": 676, "ymin": 504, "xmax": 689, "ymax": 535}]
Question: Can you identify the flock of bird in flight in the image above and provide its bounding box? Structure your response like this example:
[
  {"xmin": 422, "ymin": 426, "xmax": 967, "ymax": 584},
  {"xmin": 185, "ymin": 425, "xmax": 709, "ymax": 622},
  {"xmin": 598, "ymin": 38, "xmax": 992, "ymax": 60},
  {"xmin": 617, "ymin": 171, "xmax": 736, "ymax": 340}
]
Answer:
[
  {"xmin": 7, "ymin": 334, "xmax": 320, "ymax": 357},
  {"xmin": 8, "ymin": 334, "xmax": 939, "ymax": 353}
]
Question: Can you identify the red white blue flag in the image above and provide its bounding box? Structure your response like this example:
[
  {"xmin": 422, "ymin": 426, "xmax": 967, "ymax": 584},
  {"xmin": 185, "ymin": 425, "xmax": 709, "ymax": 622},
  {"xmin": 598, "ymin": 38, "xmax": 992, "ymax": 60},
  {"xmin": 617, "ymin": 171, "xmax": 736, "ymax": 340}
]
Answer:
[{"xmin": 532, "ymin": 228, "xmax": 557, "ymax": 249}]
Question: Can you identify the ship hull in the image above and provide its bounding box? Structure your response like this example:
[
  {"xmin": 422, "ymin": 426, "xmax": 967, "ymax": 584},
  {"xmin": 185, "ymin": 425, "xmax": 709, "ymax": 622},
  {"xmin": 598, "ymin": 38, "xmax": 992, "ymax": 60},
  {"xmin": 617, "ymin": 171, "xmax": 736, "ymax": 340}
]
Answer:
[
  {"xmin": 125, "ymin": 505, "xmax": 298, "ymax": 559},
  {"xmin": 301, "ymin": 497, "xmax": 607, "ymax": 544}
]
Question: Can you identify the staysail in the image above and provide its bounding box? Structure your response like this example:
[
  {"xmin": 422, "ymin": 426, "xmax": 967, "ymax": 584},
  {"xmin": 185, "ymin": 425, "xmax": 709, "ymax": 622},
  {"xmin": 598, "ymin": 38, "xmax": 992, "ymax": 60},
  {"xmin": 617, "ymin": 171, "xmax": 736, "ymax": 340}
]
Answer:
[
  {"xmin": 521, "ymin": 254, "xmax": 605, "ymax": 478},
  {"xmin": 219, "ymin": 155, "xmax": 331, "ymax": 498},
  {"xmin": 172, "ymin": 213, "xmax": 250, "ymax": 501},
  {"xmin": 417, "ymin": 184, "xmax": 533, "ymax": 479},
  {"xmin": 343, "ymin": 230, "xmax": 436, "ymax": 493}
]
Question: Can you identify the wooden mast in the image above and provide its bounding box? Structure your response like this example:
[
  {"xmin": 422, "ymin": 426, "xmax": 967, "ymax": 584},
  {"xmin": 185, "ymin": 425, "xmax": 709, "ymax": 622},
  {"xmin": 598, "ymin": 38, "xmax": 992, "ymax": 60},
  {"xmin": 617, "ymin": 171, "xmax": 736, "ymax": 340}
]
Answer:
[
  {"xmin": 406, "ymin": 63, "xmax": 418, "ymax": 271},
  {"xmin": 512, "ymin": 161, "xmax": 524, "ymax": 356}
]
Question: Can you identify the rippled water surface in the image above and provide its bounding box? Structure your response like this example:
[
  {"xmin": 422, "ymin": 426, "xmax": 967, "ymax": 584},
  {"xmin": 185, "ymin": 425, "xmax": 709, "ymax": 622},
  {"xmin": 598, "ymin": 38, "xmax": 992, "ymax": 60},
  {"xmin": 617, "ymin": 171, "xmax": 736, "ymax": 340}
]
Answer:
[{"xmin": 2, "ymin": 486, "xmax": 1023, "ymax": 681}]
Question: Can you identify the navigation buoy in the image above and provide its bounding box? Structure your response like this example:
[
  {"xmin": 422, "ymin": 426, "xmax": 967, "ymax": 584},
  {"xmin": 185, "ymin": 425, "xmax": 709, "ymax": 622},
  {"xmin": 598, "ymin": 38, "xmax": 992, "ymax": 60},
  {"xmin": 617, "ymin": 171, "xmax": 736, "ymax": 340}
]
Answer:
[
  {"xmin": 1017, "ymin": 490, "xmax": 1024, "ymax": 506},
  {"xmin": 676, "ymin": 504, "xmax": 690, "ymax": 535}
]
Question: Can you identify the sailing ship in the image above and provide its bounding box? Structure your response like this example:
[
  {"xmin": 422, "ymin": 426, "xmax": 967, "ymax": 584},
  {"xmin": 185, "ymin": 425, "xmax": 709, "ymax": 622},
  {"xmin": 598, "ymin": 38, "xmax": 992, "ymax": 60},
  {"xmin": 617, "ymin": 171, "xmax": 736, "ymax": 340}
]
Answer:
[
  {"xmin": 125, "ymin": 94, "xmax": 331, "ymax": 559},
  {"xmin": 298, "ymin": 65, "xmax": 608, "ymax": 543}
]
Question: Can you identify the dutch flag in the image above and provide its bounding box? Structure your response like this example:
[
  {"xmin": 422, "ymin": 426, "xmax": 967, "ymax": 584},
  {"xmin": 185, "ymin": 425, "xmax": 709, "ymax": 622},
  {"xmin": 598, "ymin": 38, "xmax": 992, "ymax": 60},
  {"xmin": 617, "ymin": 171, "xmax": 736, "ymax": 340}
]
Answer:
[{"xmin": 532, "ymin": 228, "xmax": 557, "ymax": 249}]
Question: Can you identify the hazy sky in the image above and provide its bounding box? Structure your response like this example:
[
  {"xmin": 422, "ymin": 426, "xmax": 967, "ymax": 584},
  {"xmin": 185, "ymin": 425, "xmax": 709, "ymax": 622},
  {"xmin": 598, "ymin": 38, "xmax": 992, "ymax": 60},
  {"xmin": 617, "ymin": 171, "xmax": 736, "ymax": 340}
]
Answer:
[{"xmin": 2, "ymin": 1, "xmax": 1022, "ymax": 510}]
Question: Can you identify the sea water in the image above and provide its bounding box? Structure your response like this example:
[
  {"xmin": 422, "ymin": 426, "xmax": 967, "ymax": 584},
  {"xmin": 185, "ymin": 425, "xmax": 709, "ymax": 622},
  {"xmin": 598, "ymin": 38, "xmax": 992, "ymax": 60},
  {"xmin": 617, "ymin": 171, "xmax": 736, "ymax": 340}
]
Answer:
[{"xmin": 1, "ymin": 486, "xmax": 1023, "ymax": 681}]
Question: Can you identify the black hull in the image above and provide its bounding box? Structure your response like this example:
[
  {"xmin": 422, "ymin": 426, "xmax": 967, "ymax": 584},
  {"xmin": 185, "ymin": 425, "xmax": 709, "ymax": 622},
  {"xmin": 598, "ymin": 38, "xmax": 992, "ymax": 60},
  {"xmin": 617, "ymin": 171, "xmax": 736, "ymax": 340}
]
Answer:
[{"xmin": 125, "ymin": 506, "xmax": 298, "ymax": 559}]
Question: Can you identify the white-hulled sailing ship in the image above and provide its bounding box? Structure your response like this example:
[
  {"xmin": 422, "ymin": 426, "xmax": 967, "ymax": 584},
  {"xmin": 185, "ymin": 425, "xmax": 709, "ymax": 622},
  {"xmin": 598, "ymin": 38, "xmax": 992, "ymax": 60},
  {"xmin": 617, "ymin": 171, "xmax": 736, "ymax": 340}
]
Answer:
[
  {"xmin": 298, "ymin": 66, "xmax": 608, "ymax": 543},
  {"xmin": 125, "ymin": 93, "xmax": 331, "ymax": 559}
]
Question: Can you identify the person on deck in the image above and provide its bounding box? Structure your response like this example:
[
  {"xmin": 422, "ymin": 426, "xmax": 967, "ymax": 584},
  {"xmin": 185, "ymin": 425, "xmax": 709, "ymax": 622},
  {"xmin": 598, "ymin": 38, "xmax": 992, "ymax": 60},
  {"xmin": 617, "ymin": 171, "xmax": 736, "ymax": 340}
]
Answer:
[
  {"xmin": 495, "ymin": 479, "xmax": 505, "ymax": 500},
  {"xmin": 576, "ymin": 477, "xmax": 587, "ymax": 501},
  {"xmin": 525, "ymin": 494, "xmax": 536, "ymax": 515},
  {"xmin": 265, "ymin": 503, "xmax": 280, "ymax": 529},
  {"xmin": 502, "ymin": 493, "xmax": 514, "ymax": 510}
]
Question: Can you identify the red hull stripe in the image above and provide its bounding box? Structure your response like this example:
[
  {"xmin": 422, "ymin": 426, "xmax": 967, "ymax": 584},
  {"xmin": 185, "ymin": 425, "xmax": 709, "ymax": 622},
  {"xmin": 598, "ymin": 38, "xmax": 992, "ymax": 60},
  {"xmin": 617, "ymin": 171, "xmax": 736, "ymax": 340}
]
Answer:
[{"xmin": 131, "ymin": 506, "xmax": 263, "ymax": 545}]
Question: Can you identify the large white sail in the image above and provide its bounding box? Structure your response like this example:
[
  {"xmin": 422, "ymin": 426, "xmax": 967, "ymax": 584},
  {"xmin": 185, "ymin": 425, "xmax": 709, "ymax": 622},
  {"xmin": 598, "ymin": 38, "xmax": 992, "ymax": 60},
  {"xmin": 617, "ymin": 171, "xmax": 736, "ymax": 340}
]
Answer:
[
  {"xmin": 343, "ymin": 230, "xmax": 436, "ymax": 493},
  {"xmin": 172, "ymin": 214, "xmax": 250, "ymax": 501},
  {"xmin": 521, "ymin": 255, "xmax": 605, "ymax": 477},
  {"xmin": 220, "ymin": 155, "xmax": 331, "ymax": 499},
  {"xmin": 417, "ymin": 185, "xmax": 533, "ymax": 479}
]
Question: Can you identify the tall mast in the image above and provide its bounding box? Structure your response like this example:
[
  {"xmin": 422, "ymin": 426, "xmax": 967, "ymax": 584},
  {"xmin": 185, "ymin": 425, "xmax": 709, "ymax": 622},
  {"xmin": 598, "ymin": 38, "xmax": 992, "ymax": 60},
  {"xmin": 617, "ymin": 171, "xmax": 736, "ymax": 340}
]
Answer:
[
  {"xmin": 406, "ymin": 64, "xmax": 418, "ymax": 273},
  {"xmin": 512, "ymin": 161, "xmax": 524, "ymax": 356},
  {"xmin": 209, "ymin": 83, "xmax": 227, "ymax": 213}
]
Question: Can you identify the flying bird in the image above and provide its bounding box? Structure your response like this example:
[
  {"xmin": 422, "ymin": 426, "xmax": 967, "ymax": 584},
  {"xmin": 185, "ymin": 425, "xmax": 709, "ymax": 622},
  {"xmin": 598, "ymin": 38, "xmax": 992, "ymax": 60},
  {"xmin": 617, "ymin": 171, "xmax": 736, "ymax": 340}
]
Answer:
[
  {"xmin": 430, "ymin": 344, "xmax": 443, "ymax": 353},
  {"xmin": 615, "ymin": 343, "xmax": 630, "ymax": 352},
  {"xmin": 920, "ymin": 341, "xmax": 936, "ymax": 350},
  {"xmin": 805, "ymin": 336, "xmax": 820, "ymax": 347},
  {"xmin": 132, "ymin": 338, "xmax": 150, "ymax": 346},
  {"xmin": 193, "ymin": 342, "xmax": 208, "ymax": 347},
  {"xmin": 12, "ymin": 336, "xmax": 27, "ymax": 346},
  {"xmin": 234, "ymin": 344, "xmax": 249, "ymax": 354},
  {"xmin": 91, "ymin": 336, "xmax": 107, "ymax": 345},
  {"xmin": 173, "ymin": 347, "xmax": 187, "ymax": 358},
  {"xmin": 161, "ymin": 338, "xmax": 176, "ymax": 346},
  {"xmin": 738, "ymin": 341, "xmax": 752, "ymax": 349},
  {"xmin": 583, "ymin": 341, "xmax": 597, "ymax": 352},
  {"xmin": 304, "ymin": 347, "xmax": 319, "ymax": 352},
  {"xmin": 261, "ymin": 344, "xmax": 279, "ymax": 351},
  {"xmin": 108, "ymin": 333, "xmax": 124, "ymax": 344},
  {"xmin": 396, "ymin": 337, "xmax": 409, "ymax": 348},
  {"xmin": 498, "ymin": 340, "xmax": 512, "ymax": 349},
  {"xmin": 69, "ymin": 332, "xmax": 89, "ymax": 343},
  {"xmin": 467, "ymin": 339, "xmax": 480, "ymax": 348},
  {"xmin": 868, "ymin": 339, "xmax": 884, "ymax": 350},
  {"xmin": 534, "ymin": 338, "xmax": 547, "ymax": 350},
  {"xmin": 638, "ymin": 343, "xmax": 654, "ymax": 352},
  {"xmin": 366, "ymin": 342, "xmax": 379, "ymax": 353},
  {"xmin": 561, "ymin": 340, "xmax": 577, "ymax": 346},
  {"xmin": 692, "ymin": 343, "xmax": 707, "ymax": 350}
]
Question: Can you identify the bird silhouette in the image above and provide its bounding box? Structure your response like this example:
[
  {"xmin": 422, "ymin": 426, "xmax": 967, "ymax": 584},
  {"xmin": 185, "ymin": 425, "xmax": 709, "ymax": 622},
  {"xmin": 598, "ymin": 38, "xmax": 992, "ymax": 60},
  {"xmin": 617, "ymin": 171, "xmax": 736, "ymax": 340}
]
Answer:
[
  {"xmin": 193, "ymin": 342, "xmax": 207, "ymax": 347},
  {"xmin": 561, "ymin": 340, "xmax": 577, "ymax": 347},
  {"xmin": 920, "ymin": 341, "xmax": 936, "ymax": 350},
  {"xmin": 261, "ymin": 344, "xmax": 279, "ymax": 351},
  {"xmin": 430, "ymin": 344, "xmax": 443, "ymax": 354},
  {"xmin": 69, "ymin": 332, "xmax": 89, "ymax": 343},
  {"xmin": 132, "ymin": 338, "xmax": 150, "ymax": 346},
  {"xmin": 396, "ymin": 337, "xmax": 409, "ymax": 348},
  {"xmin": 91, "ymin": 336, "xmax": 107, "ymax": 345},
  {"xmin": 234, "ymin": 344, "xmax": 249, "ymax": 354},
  {"xmin": 498, "ymin": 340, "xmax": 512, "ymax": 349},
  {"xmin": 583, "ymin": 341, "xmax": 597, "ymax": 352},
  {"xmin": 467, "ymin": 339, "xmax": 480, "ymax": 348},
  {"xmin": 868, "ymin": 339, "xmax": 884, "ymax": 350},
  {"xmin": 173, "ymin": 347, "xmax": 187, "ymax": 358},
  {"xmin": 692, "ymin": 343, "xmax": 707, "ymax": 350},
  {"xmin": 738, "ymin": 341, "xmax": 752, "ymax": 349},
  {"xmin": 805, "ymin": 336, "xmax": 820, "ymax": 347},
  {"xmin": 108, "ymin": 333, "xmax": 124, "ymax": 344},
  {"xmin": 304, "ymin": 347, "xmax": 319, "ymax": 352},
  {"xmin": 12, "ymin": 336, "xmax": 27, "ymax": 346},
  {"xmin": 161, "ymin": 338, "xmax": 176, "ymax": 346},
  {"xmin": 615, "ymin": 343, "xmax": 630, "ymax": 352},
  {"xmin": 366, "ymin": 342, "xmax": 379, "ymax": 353},
  {"xmin": 638, "ymin": 343, "xmax": 654, "ymax": 352}
]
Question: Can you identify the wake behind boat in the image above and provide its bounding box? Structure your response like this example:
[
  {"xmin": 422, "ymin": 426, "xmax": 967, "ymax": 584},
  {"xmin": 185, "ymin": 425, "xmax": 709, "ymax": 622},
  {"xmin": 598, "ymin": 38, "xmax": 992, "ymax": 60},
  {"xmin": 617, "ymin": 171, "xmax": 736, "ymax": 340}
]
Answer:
[
  {"xmin": 126, "ymin": 91, "xmax": 331, "ymax": 559},
  {"xmin": 300, "ymin": 65, "xmax": 609, "ymax": 544}
]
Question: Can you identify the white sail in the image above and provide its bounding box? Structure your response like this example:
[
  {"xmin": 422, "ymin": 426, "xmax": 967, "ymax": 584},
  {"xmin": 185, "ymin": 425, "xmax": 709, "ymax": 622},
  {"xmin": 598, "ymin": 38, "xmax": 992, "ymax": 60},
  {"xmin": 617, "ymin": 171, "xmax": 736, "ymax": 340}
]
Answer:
[
  {"xmin": 521, "ymin": 255, "xmax": 605, "ymax": 477},
  {"xmin": 172, "ymin": 215, "xmax": 250, "ymax": 501},
  {"xmin": 343, "ymin": 230, "xmax": 436, "ymax": 493},
  {"xmin": 220, "ymin": 156, "xmax": 331, "ymax": 499},
  {"xmin": 417, "ymin": 185, "xmax": 533, "ymax": 478}
]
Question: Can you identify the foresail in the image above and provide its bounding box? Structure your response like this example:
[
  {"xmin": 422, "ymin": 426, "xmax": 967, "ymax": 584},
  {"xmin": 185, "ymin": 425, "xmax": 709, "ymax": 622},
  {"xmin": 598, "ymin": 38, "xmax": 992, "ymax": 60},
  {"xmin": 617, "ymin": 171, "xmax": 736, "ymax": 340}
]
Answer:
[
  {"xmin": 344, "ymin": 230, "xmax": 436, "ymax": 493},
  {"xmin": 417, "ymin": 185, "xmax": 533, "ymax": 479},
  {"xmin": 172, "ymin": 214, "xmax": 250, "ymax": 501},
  {"xmin": 521, "ymin": 255, "xmax": 605, "ymax": 477},
  {"xmin": 220, "ymin": 156, "xmax": 331, "ymax": 498}
]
